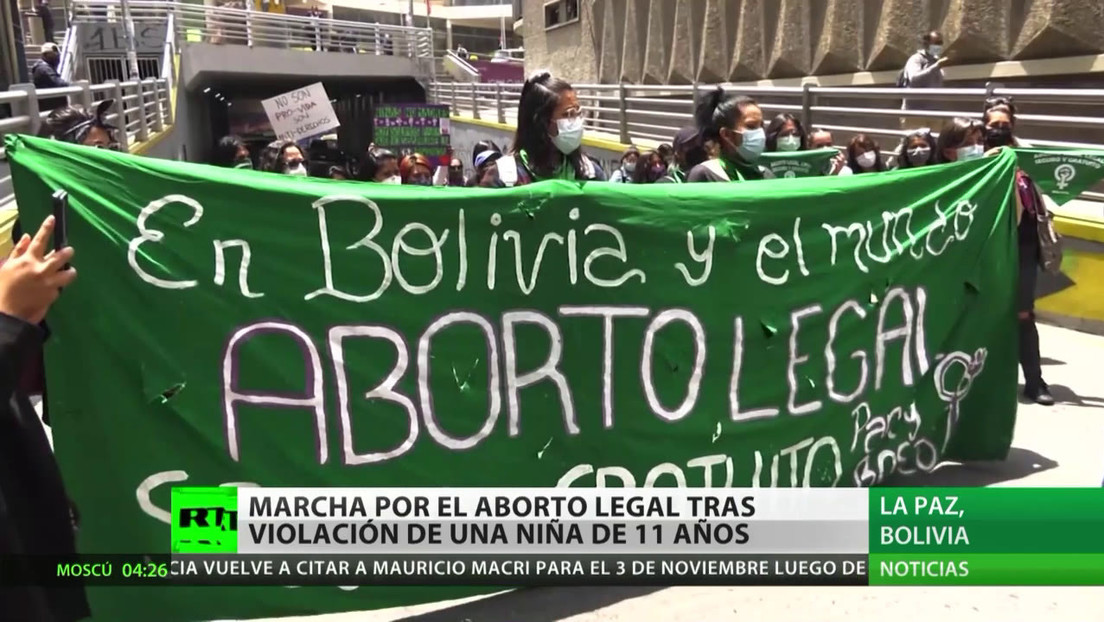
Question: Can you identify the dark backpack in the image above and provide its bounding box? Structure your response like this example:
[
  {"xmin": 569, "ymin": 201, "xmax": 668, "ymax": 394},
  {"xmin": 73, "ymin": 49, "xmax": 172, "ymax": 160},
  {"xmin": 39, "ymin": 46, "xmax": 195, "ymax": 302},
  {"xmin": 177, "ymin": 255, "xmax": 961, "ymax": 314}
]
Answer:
[{"xmin": 895, "ymin": 68, "xmax": 910, "ymax": 88}]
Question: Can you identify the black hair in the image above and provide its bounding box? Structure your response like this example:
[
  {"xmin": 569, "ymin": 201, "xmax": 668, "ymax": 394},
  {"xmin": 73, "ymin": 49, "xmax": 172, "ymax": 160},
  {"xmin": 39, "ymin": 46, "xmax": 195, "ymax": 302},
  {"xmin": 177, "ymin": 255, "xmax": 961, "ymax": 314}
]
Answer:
[
  {"xmin": 983, "ymin": 97, "xmax": 1017, "ymax": 127},
  {"xmin": 259, "ymin": 140, "xmax": 302, "ymax": 173},
  {"xmin": 895, "ymin": 128, "xmax": 936, "ymax": 169},
  {"xmin": 39, "ymin": 100, "xmax": 116, "ymax": 145},
  {"xmin": 631, "ymin": 150, "xmax": 665, "ymax": 184},
  {"xmin": 922, "ymin": 31, "xmax": 942, "ymax": 44},
  {"xmin": 983, "ymin": 96, "xmax": 1016, "ymax": 117},
  {"xmin": 512, "ymin": 71, "xmax": 589, "ymax": 180},
  {"xmin": 982, "ymin": 98, "xmax": 1019, "ymax": 149},
  {"xmin": 845, "ymin": 133, "xmax": 886, "ymax": 173},
  {"xmin": 213, "ymin": 135, "xmax": 248, "ymax": 167},
  {"xmin": 472, "ymin": 139, "xmax": 502, "ymax": 166},
  {"xmin": 358, "ymin": 146, "xmax": 397, "ymax": 181},
  {"xmin": 765, "ymin": 113, "xmax": 808, "ymax": 152},
  {"xmin": 694, "ymin": 87, "xmax": 758, "ymax": 143},
  {"xmin": 656, "ymin": 143, "xmax": 673, "ymax": 162},
  {"xmin": 935, "ymin": 117, "xmax": 984, "ymax": 163}
]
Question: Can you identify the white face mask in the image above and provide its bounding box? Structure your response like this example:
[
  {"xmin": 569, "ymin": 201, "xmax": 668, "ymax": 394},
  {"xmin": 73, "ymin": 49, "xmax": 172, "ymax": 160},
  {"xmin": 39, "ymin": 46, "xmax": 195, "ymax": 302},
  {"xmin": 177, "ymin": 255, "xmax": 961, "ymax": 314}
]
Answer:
[
  {"xmin": 552, "ymin": 116, "xmax": 584, "ymax": 155},
  {"xmin": 623, "ymin": 161, "xmax": 637, "ymax": 173},
  {"xmin": 928, "ymin": 44, "xmax": 943, "ymax": 57},
  {"xmin": 856, "ymin": 151, "xmax": 878, "ymax": 169},
  {"xmin": 382, "ymin": 175, "xmax": 402, "ymax": 184},
  {"xmin": 286, "ymin": 163, "xmax": 308, "ymax": 176},
  {"xmin": 956, "ymin": 144, "xmax": 984, "ymax": 162},
  {"xmin": 777, "ymin": 135, "xmax": 801, "ymax": 152}
]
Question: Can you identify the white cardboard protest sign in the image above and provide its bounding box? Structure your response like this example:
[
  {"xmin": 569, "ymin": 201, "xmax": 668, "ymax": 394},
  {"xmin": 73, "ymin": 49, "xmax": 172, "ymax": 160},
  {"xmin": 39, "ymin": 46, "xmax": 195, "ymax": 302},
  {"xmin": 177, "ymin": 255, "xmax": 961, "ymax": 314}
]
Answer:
[{"xmin": 261, "ymin": 82, "xmax": 341, "ymax": 142}]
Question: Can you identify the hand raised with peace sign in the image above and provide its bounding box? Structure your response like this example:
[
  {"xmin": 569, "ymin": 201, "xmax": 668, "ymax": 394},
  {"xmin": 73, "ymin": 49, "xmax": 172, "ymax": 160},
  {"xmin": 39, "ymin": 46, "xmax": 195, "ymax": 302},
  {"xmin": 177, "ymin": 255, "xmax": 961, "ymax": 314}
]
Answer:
[{"xmin": 0, "ymin": 216, "xmax": 77, "ymax": 325}]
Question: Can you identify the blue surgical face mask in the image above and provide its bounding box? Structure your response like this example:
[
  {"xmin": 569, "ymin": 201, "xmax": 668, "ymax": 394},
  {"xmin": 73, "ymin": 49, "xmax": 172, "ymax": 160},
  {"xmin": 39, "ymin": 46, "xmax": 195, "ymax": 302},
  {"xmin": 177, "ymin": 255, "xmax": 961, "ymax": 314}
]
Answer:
[
  {"xmin": 736, "ymin": 127, "xmax": 766, "ymax": 162},
  {"xmin": 928, "ymin": 44, "xmax": 943, "ymax": 57},
  {"xmin": 956, "ymin": 144, "xmax": 984, "ymax": 162}
]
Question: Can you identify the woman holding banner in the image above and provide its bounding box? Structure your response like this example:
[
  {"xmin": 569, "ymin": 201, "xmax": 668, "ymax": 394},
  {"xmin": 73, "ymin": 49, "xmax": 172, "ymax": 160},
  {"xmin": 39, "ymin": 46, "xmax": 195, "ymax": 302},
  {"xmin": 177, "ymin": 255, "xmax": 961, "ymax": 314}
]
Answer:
[
  {"xmin": 982, "ymin": 99, "xmax": 1056, "ymax": 406},
  {"xmin": 935, "ymin": 117, "xmax": 985, "ymax": 163},
  {"xmin": 498, "ymin": 72, "xmax": 607, "ymax": 185},
  {"xmin": 893, "ymin": 128, "xmax": 937, "ymax": 170},
  {"xmin": 765, "ymin": 113, "xmax": 809, "ymax": 153},
  {"xmin": 686, "ymin": 88, "xmax": 773, "ymax": 183}
]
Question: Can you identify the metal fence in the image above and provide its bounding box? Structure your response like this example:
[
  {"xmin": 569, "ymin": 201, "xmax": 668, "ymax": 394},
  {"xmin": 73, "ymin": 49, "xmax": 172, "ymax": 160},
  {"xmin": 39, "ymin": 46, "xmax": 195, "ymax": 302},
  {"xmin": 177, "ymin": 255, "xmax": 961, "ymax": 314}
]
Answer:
[
  {"xmin": 1, "ymin": 77, "xmax": 174, "ymax": 153},
  {"xmin": 69, "ymin": 0, "xmax": 435, "ymax": 59},
  {"xmin": 430, "ymin": 81, "xmax": 1104, "ymax": 200},
  {"xmin": 86, "ymin": 56, "xmax": 162, "ymax": 84}
]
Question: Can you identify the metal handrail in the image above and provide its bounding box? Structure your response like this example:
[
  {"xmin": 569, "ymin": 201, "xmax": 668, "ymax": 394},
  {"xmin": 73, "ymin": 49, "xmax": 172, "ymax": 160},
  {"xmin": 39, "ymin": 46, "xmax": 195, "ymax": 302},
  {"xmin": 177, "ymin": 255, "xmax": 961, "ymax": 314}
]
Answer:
[
  {"xmin": 69, "ymin": 0, "xmax": 434, "ymax": 59},
  {"xmin": 1, "ymin": 77, "xmax": 173, "ymax": 155},
  {"xmin": 431, "ymin": 81, "xmax": 1104, "ymax": 155}
]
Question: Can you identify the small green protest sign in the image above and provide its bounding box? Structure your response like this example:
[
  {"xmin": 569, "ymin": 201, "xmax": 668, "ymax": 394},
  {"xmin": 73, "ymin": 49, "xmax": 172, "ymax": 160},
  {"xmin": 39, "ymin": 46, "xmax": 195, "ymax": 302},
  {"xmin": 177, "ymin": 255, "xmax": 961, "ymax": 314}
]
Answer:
[
  {"xmin": 760, "ymin": 148, "xmax": 838, "ymax": 178},
  {"xmin": 1014, "ymin": 148, "xmax": 1104, "ymax": 205}
]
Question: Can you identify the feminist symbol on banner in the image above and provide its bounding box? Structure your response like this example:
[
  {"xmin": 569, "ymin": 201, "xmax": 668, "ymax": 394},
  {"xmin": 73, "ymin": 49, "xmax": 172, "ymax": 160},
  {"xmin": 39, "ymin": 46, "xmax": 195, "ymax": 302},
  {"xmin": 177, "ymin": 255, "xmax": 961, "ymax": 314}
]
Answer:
[
  {"xmin": 933, "ymin": 348, "xmax": 989, "ymax": 452},
  {"xmin": 1054, "ymin": 163, "xmax": 1076, "ymax": 190}
]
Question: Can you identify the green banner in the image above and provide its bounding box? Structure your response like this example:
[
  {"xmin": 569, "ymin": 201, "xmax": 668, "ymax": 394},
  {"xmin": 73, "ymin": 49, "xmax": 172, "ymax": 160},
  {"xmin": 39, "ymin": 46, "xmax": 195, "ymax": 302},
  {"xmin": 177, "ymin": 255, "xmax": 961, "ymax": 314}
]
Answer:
[
  {"xmin": 7, "ymin": 135, "xmax": 1019, "ymax": 621},
  {"xmin": 761, "ymin": 148, "xmax": 838, "ymax": 178},
  {"xmin": 1013, "ymin": 147, "xmax": 1104, "ymax": 205}
]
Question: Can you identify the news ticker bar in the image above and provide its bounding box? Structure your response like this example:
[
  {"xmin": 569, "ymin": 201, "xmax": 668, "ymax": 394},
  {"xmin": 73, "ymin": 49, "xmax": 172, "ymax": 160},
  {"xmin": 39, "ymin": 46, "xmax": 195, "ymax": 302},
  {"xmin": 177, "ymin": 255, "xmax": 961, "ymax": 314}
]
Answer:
[
  {"xmin": 173, "ymin": 487, "xmax": 1104, "ymax": 556},
  {"xmin": 6, "ymin": 553, "xmax": 1104, "ymax": 587}
]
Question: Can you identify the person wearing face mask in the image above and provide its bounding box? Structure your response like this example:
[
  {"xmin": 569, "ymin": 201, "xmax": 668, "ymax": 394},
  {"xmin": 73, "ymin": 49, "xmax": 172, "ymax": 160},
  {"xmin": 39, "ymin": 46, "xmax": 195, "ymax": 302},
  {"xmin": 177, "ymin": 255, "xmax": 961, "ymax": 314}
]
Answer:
[
  {"xmin": 899, "ymin": 31, "xmax": 948, "ymax": 129},
  {"xmin": 630, "ymin": 150, "xmax": 667, "ymax": 184},
  {"xmin": 656, "ymin": 127, "xmax": 706, "ymax": 184},
  {"xmin": 399, "ymin": 153, "xmax": 435, "ymax": 186},
  {"xmin": 498, "ymin": 71, "xmax": 607, "ymax": 186},
  {"xmin": 838, "ymin": 134, "xmax": 886, "ymax": 175},
  {"xmin": 445, "ymin": 157, "xmax": 465, "ymax": 187},
  {"xmin": 892, "ymin": 128, "xmax": 936, "ymax": 170},
  {"xmin": 935, "ymin": 117, "xmax": 985, "ymax": 164},
  {"xmin": 808, "ymin": 128, "xmax": 847, "ymax": 175},
  {"xmin": 765, "ymin": 113, "xmax": 808, "ymax": 153},
  {"xmin": 982, "ymin": 100, "xmax": 1054, "ymax": 406},
  {"xmin": 259, "ymin": 140, "xmax": 308, "ymax": 176},
  {"xmin": 686, "ymin": 88, "xmax": 773, "ymax": 183},
  {"xmin": 609, "ymin": 147, "xmax": 640, "ymax": 183},
  {"xmin": 212, "ymin": 135, "xmax": 254, "ymax": 169},
  {"xmin": 359, "ymin": 146, "xmax": 401, "ymax": 184}
]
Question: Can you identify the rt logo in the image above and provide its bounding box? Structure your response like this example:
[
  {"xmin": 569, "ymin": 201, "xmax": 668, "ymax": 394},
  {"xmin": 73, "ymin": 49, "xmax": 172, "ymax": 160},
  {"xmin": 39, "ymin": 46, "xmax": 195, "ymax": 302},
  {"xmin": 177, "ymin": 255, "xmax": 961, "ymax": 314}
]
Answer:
[
  {"xmin": 176, "ymin": 506, "xmax": 238, "ymax": 548},
  {"xmin": 1054, "ymin": 163, "xmax": 1076, "ymax": 190}
]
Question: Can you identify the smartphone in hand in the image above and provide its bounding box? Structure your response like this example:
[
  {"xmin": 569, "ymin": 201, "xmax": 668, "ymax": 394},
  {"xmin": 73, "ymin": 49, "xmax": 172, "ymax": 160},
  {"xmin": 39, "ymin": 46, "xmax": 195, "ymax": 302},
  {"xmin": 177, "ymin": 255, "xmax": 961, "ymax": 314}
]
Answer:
[{"xmin": 51, "ymin": 189, "xmax": 70, "ymax": 269}]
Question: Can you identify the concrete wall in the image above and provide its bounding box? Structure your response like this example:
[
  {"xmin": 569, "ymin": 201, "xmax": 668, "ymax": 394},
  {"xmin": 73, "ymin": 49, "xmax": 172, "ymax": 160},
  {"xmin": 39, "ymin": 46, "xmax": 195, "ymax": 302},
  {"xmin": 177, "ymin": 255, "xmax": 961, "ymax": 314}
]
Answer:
[
  {"xmin": 130, "ymin": 126, "xmax": 182, "ymax": 161},
  {"xmin": 180, "ymin": 42, "xmax": 425, "ymax": 90},
  {"xmin": 519, "ymin": 0, "xmax": 1104, "ymax": 85},
  {"xmin": 518, "ymin": 0, "xmax": 599, "ymax": 83}
]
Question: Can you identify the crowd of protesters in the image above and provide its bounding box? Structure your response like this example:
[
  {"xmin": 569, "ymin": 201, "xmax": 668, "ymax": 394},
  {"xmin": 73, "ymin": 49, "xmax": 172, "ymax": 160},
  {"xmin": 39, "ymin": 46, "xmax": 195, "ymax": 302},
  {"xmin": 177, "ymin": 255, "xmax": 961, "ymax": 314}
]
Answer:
[
  {"xmin": 94, "ymin": 66, "xmax": 1065, "ymax": 411},
  {"xmin": 0, "ymin": 35, "xmax": 1072, "ymax": 619}
]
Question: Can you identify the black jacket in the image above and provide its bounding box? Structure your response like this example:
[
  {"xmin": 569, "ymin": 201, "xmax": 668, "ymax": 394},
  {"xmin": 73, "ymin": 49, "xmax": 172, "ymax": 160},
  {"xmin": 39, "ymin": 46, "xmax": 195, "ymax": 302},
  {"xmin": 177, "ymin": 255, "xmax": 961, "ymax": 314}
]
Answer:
[
  {"xmin": 0, "ymin": 313, "xmax": 90, "ymax": 621},
  {"xmin": 32, "ymin": 60, "xmax": 68, "ymax": 113}
]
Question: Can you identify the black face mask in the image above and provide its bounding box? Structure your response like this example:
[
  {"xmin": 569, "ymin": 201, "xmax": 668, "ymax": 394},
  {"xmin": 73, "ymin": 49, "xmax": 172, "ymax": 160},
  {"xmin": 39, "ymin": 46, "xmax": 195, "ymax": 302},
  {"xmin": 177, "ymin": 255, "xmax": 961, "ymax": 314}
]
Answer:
[{"xmin": 985, "ymin": 127, "xmax": 1013, "ymax": 149}]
